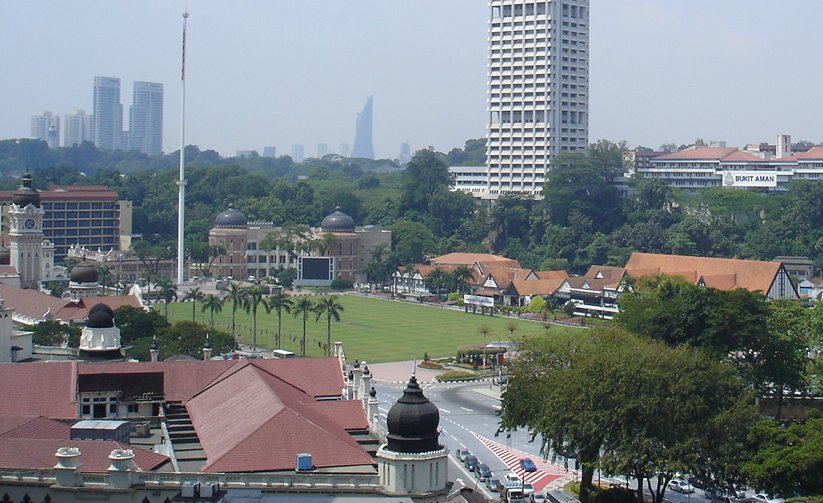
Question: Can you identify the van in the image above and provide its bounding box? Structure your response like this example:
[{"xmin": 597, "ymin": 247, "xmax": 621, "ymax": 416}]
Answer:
[{"xmin": 272, "ymin": 349, "xmax": 295, "ymax": 359}]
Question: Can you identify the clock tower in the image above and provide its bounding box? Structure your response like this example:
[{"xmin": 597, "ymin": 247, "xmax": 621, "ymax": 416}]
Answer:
[{"xmin": 9, "ymin": 173, "xmax": 46, "ymax": 289}]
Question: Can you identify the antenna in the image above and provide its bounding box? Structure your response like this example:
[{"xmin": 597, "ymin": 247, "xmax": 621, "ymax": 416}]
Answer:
[
  {"xmin": 176, "ymin": 10, "xmax": 189, "ymax": 285},
  {"xmin": 412, "ymin": 358, "xmax": 416, "ymax": 378}
]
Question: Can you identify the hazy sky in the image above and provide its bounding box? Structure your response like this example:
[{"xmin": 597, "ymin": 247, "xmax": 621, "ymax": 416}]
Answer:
[{"xmin": 2, "ymin": 1, "xmax": 821, "ymax": 159}]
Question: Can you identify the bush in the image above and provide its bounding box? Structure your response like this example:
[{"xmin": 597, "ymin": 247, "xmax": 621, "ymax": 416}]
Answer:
[
  {"xmin": 331, "ymin": 278, "xmax": 354, "ymax": 290},
  {"xmin": 419, "ymin": 361, "xmax": 444, "ymax": 370},
  {"xmin": 447, "ymin": 292, "xmax": 463, "ymax": 304},
  {"xmin": 436, "ymin": 370, "xmax": 476, "ymax": 382},
  {"xmin": 525, "ymin": 295, "xmax": 547, "ymax": 313}
]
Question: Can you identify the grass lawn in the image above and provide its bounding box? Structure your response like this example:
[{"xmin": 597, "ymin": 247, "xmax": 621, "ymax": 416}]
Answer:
[{"xmin": 160, "ymin": 294, "xmax": 582, "ymax": 363}]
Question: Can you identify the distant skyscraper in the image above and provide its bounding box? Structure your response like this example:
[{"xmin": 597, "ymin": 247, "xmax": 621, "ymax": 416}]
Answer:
[
  {"xmin": 399, "ymin": 142, "xmax": 412, "ymax": 164},
  {"xmin": 31, "ymin": 111, "xmax": 60, "ymax": 148},
  {"xmin": 92, "ymin": 76, "xmax": 123, "ymax": 151},
  {"xmin": 63, "ymin": 110, "xmax": 92, "ymax": 147},
  {"xmin": 291, "ymin": 144, "xmax": 304, "ymax": 162},
  {"xmin": 262, "ymin": 146, "xmax": 277, "ymax": 157},
  {"xmin": 128, "ymin": 81, "xmax": 164, "ymax": 156},
  {"xmin": 317, "ymin": 143, "xmax": 330, "ymax": 158},
  {"xmin": 339, "ymin": 143, "xmax": 350, "ymax": 158},
  {"xmin": 485, "ymin": 0, "xmax": 589, "ymax": 198},
  {"xmin": 351, "ymin": 96, "xmax": 374, "ymax": 159}
]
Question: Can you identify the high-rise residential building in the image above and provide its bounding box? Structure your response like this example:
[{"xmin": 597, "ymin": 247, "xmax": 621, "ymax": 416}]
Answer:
[
  {"xmin": 30, "ymin": 111, "xmax": 60, "ymax": 148},
  {"xmin": 92, "ymin": 76, "xmax": 124, "ymax": 151},
  {"xmin": 63, "ymin": 110, "xmax": 92, "ymax": 147},
  {"xmin": 317, "ymin": 143, "xmax": 330, "ymax": 158},
  {"xmin": 351, "ymin": 96, "xmax": 374, "ymax": 159},
  {"xmin": 399, "ymin": 142, "xmax": 412, "ymax": 164},
  {"xmin": 262, "ymin": 146, "xmax": 277, "ymax": 157},
  {"xmin": 128, "ymin": 81, "xmax": 164, "ymax": 156},
  {"xmin": 291, "ymin": 144, "xmax": 305, "ymax": 162},
  {"xmin": 485, "ymin": 0, "xmax": 590, "ymax": 199}
]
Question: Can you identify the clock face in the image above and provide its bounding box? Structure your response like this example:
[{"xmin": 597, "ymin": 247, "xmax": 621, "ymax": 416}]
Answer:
[{"xmin": 24, "ymin": 218, "xmax": 35, "ymax": 230}]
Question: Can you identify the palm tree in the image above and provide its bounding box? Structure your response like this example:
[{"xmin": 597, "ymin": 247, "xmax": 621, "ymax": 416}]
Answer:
[
  {"xmin": 267, "ymin": 291, "xmax": 293, "ymax": 349},
  {"xmin": 225, "ymin": 282, "xmax": 246, "ymax": 337},
  {"xmin": 201, "ymin": 294, "xmax": 224, "ymax": 329},
  {"xmin": 156, "ymin": 277, "xmax": 177, "ymax": 319},
  {"xmin": 243, "ymin": 285, "xmax": 270, "ymax": 351},
  {"xmin": 314, "ymin": 296, "xmax": 344, "ymax": 357},
  {"xmin": 182, "ymin": 287, "xmax": 205, "ymax": 322},
  {"xmin": 140, "ymin": 268, "xmax": 157, "ymax": 305},
  {"xmin": 292, "ymin": 297, "xmax": 315, "ymax": 357},
  {"xmin": 452, "ymin": 265, "xmax": 475, "ymax": 294}
]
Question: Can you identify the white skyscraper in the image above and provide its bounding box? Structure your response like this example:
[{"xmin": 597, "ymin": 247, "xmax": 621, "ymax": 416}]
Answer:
[
  {"xmin": 31, "ymin": 111, "xmax": 60, "ymax": 148},
  {"xmin": 92, "ymin": 76, "xmax": 123, "ymax": 151},
  {"xmin": 291, "ymin": 144, "xmax": 305, "ymax": 163},
  {"xmin": 63, "ymin": 110, "xmax": 92, "ymax": 147},
  {"xmin": 129, "ymin": 81, "xmax": 164, "ymax": 156},
  {"xmin": 485, "ymin": 0, "xmax": 589, "ymax": 199}
]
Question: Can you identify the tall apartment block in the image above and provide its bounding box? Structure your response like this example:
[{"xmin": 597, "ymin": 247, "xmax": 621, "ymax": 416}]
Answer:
[
  {"xmin": 129, "ymin": 81, "xmax": 164, "ymax": 156},
  {"xmin": 64, "ymin": 110, "xmax": 92, "ymax": 147},
  {"xmin": 92, "ymin": 76, "xmax": 124, "ymax": 151},
  {"xmin": 351, "ymin": 96, "xmax": 375, "ymax": 159},
  {"xmin": 485, "ymin": 0, "xmax": 589, "ymax": 199},
  {"xmin": 30, "ymin": 111, "xmax": 60, "ymax": 148}
]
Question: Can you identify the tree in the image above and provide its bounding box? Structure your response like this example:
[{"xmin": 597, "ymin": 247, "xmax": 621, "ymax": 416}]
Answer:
[
  {"xmin": 399, "ymin": 148, "xmax": 452, "ymax": 215},
  {"xmin": 113, "ymin": 306, "xmax": 169, "ymax": 344},
  {"xmin": 243, "ymin": 285, "xmax": 270, "ymax": 351},
  {"xmin": 452, "ymin": 265, "xmax": 475, "ymax": 294},
  {"xmin": 129, "ymin": 321, "xmax": 234, "ymax": 361},
  {"xmin": 267, "ymin": 291, "xmax": 293, "ymax": 349},
  {"xmin": 225, "ymin": 281, "xmax": 246, "ymax": 337},
  {"xmin": 201, "ymin": 294, "xmax": 224, "ymax": 329},
  {"xmin": 155, "ymin": 277, "xmax": 177, "ymax": 319},
  {"xmin": 388, "ymin": 219, "xmax": 438, "ymax": 264},
  {"xmin": 292, "ymin": 298, "xmax": 315, "ymax": 357},
  {"xmin": 182, "ymin": 287, "xmax": 205, "ymax": 323},
  {"xmin": 30, "ymin": 321, "xmax": 81, "ymax": 347},
  {"xmin": 314, "ymin": 296, "xmax": 344, "ymax": 357}
]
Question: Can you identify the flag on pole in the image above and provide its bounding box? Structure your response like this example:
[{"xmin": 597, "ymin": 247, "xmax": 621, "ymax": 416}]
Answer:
[{"xmin": 181, "ymin": 12, "xmax": 188, "ymax": 81}]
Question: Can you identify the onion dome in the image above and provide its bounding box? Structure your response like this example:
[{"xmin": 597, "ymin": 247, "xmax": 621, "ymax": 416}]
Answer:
[
  {"xmin": 87, "ymin": 303, "xmax": 115, "ymax": 329},
  {"xmin": 321, "ymin": 206, "xmax": 355, "ymax": 233},
  {"xmin": 353, "ymin": 360, "xmax": 360, "ymax": 369},
  {"xmin": 0, "ymin": 245, "xmax": 9, "ymax": 265},
  {"xmin": 70, "ymin": 261, "xmax": 99, "ymax": 284},
  {"xmin": 214, "ymin": 203, "xmax": 248, "ymax": 228},
  {"xmin": 386, "ymin": 375, "xmax": 441, "ymax": 453},
  {"xmin": 12, "ymin": 173, "xmax": 40, "ymax": 208},
  {"xmin": 363, "ymin": 365, "xmax": 370, "ymax": 376}
]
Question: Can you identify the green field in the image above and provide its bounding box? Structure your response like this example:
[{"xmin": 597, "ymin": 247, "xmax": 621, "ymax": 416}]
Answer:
[{"xmin": 161, "ymin": 294, "xmax": 579, "ymax": 363}]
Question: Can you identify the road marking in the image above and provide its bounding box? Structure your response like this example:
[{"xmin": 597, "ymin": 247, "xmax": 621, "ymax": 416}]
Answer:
[
  {"xmin": 450, "ymin": 434, "xmax": 459, "ymax": 442},
  {"xmin": 460, "ymin": 407, "xmax": 474, "ymax": 412},
  {"xmin": 440, "ymin": 408, "xmax": 452, "ymax": 414}
]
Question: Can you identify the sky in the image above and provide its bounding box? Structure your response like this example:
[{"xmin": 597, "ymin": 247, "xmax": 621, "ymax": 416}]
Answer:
[{"xmin": 2, "ymin": 1, "xmax": 822, "ymax": 160}]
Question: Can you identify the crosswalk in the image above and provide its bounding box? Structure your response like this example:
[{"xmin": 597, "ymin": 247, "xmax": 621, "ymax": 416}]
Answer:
[{"xmin": 473, "ymin": 432, "xmax": 573, "ymax": 493}]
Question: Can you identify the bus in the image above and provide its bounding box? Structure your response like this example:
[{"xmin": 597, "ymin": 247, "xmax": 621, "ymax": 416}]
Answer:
[{"xmin": 272, "ymin": 349, "xmax": 295, "ymax": 359}]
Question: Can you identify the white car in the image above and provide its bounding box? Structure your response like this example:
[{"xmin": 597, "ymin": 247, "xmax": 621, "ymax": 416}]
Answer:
[
  {"xmin": 754, "ymin": 494, "xmax": 784, "ymax": 503},
  {"xmin": 668, "ymin": 479, "xmax": 695, "ymax": 494},
  {"xmin": 523, "ymin": 482, "xmax": 535, "ymax": 499}
]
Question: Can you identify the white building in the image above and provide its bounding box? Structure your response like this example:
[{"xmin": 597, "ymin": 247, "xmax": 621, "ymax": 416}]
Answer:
[
  {"xmin": 128, "ymin": 81, "xmax": 163, "ymax": 156},
  {"xmin": 63, "ymin": 110, "xmax": 92, "ymax": 147},
  {"xmin": 484, "ymin": 0, "xmax": 590, "ymax": 200},
  {"xmin": 92, "ymin": 76, "xmax": 123, "ymax": 151},
  {"xmin": 31, "ymin": 111, "xmax": 60, "ymax": 148}
]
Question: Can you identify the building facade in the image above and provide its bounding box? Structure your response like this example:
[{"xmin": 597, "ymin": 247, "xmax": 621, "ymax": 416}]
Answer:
[
  {"xmin": 63, "ymin": 110, "xmax": 92, "ymax": 147},
  {"xmin": 8, "ymin": 174, "xmax": 53, "ymax": 289},
  {"xmin": 92, "ymin": 76, "xmax": 124, "ymax": 151},
  {"xmin": 351, "ymin": 95, "xmax": 375, "ymax": 159},
  {"xmin": 128, "ymin": 81, "xmax": 164, "ymax": 156},
  {"xmin": 484, "ymin": 0, "xmax": 590, "ymax": 199},
  {"xmin": 31, "ymin": 111, "xmax": 61, "ymax": 148}
]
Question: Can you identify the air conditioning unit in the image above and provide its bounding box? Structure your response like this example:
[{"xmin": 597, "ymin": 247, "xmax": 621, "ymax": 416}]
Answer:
[
  {"xmin": 200, "ymin": 482, "xmax": 215, "ymax": 498},
  {"xmin": 181, "ymin": 481, "xmax": 197, "ymax": 498},
  {"xmin": 296, "ymin": 452, "xmax": 313, "ymax": 471}
]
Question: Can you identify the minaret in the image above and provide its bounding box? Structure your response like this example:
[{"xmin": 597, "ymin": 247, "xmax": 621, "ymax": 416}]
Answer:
[{"xmin": 8, "ymin": 173, "xmax": 45, "ymax": 289}]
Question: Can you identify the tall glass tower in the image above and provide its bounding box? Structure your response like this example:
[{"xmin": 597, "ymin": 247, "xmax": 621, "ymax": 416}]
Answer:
[
  {"xmin": 351, "ymin": 96, "xmax": 375, "ymax": 159},
  {"xmin": 129, "ymin": 81, "xmax": 164, "ymax": 156},
  {"xmin": 485, "ymin": 0, "xmax": 589, "ymax": 199},
  {"xmin": 92, "ymin": 76, "xmax": 124, "ymax": 151}
]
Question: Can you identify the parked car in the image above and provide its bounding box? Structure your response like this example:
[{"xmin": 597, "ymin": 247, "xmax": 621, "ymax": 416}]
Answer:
[
  {"xmin": 456, "ymin": 448, "xmax": 471, "ymax": 462},
  {"xmin": 464, "ymin": 455, "xmax": 479, "ymax": 472},
  {"xmin": 753, "ymin": 494, "xmax": 784, "ymax": 503},
  {"xmin": 523, "ymin": 482, "xmax": 536, "ymax": 499},
  {"xmin": 486, "ymin": 478, "xmax": 501, "ymax": 493},
  {"xmin": 475, "ymin": 463, "xmax": 491, "ymax": 481},
  {"xmin": 519, "ymin": 457, "xmax": 537, "ymax": 472},
  {"xmin": 668, "ymin": 479, "xmax": 695, "ymax": 494}
]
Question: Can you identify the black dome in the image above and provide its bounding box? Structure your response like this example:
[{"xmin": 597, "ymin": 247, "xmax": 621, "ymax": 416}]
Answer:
[
  {"xmin": 321, "ymin": 206, "xmax": 354, "ymax": 233},
  {"xmin": 87, "ymin": 303, "xmax": 115, "ymax": 328},
  {"xmin": 0, "ymin": 246, "xmax": 9, "ymax": 266},
  {"xmin": 70, "ymin": 261, "xmax": 99, "ymax": 283},
  {"xmin": 12, "ymin": 173, "xmax": 40, "ymax": 208},
  {"xmin": 386, "ymin": 375, "xmax": 441, "ymax": 453},
  {"xmin": 214, "ymin": 204, "xmax": 248, "ymax": 228}
]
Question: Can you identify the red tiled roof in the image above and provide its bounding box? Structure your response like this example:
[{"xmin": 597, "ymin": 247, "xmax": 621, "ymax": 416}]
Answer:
[
  {"xmin": 0, "ymin": 282, "xmax": 142, "ymax": 324},
  {"xmin": 431, "ymin": 253, "xmax": 520, "ymax": 268},
  {"xmin": 0, "ymin": 416, "xmax": 70, "ymax": 439},
  {"xmin": 508, "ymin": 277, "xmax": 566, "ymax": 296},
  {"xmin": 774, "ymin": 145, "xmax": 823, "ymax": 162},
  {"xmin": 721, "ymin": 150, "xmax": 767, "ymax": 162},
  {"xmin": 653, "ymin": 147, "xmax": 738, "ymax": 161},
  {"xmin": 0, "ymin": 439, "xmax": 167, "ymax": 472},
  {"xmin": 0, "ymin": 362, "xmax": 78, "ymax": 418}
]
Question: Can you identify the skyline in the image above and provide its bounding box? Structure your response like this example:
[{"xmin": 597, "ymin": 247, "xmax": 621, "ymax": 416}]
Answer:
[{"xmin": 2, "ymin": 1, "xmax": 822, "ymax": 160}]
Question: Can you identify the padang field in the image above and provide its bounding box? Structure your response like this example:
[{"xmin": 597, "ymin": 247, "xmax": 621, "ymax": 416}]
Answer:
[{"xmin": 162, "ymin": 294, "xmax": 579, "ymax": 363}]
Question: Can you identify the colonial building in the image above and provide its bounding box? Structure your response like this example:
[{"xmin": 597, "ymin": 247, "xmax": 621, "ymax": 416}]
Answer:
[{"xmin": 7, "ymin": 173, "xmax": 54, "ymax": 289}]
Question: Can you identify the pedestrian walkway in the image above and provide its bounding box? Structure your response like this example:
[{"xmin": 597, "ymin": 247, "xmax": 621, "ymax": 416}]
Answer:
[{"xmin": 473, "ymin": 432, "xmax": 574, "ymax": 494}]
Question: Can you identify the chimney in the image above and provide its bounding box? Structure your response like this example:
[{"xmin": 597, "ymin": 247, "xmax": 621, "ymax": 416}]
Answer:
[
  {"xmin": 107, "ymin": 448, "xmax": 136, "ymax": 489},
  {"xmin": 54, "ymin": 447, "xmax": 82, "ymax": 487}
]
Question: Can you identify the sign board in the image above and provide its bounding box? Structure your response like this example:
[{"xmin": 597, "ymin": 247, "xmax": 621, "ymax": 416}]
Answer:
[
  {"xmin": 464, "ymin": 294, "xmax": 495, "ymax": 308},
  {"xmin": 722, "ymin": 171, "xmax": 777, "ymax": 188}
]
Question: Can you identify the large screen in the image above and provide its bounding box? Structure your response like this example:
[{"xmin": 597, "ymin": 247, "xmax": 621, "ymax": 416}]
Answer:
[{"xmin": 301, "ymin": 257, "xmax": 333, "ymax": 280}]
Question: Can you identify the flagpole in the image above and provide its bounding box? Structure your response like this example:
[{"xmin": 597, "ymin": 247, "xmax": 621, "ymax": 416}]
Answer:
[{"xmin": 177, "ymin": 11, "xmax": 188, "ymax": 285}]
